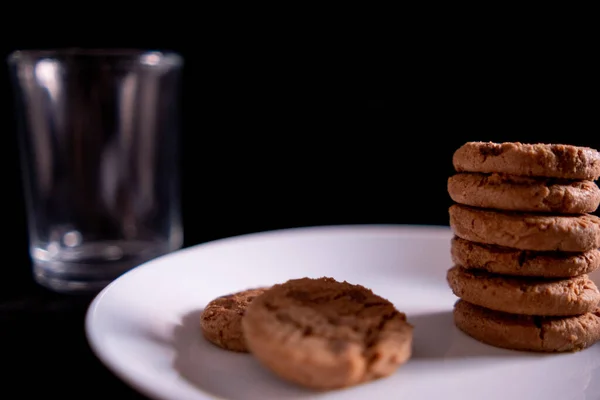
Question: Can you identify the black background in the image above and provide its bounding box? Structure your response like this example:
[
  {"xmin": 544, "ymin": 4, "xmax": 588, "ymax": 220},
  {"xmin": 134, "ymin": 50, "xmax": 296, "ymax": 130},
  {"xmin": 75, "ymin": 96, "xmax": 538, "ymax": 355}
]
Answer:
[{"xmin": 0, "ymin": 23, "xmax": 597, "ymax": 398}]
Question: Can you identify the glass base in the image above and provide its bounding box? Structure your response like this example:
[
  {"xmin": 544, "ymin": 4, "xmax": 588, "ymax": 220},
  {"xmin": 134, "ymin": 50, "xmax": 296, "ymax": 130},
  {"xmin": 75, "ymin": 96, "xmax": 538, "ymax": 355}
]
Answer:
[
  {"xmin": 31, "ymin": 240, "xmax": 179, "ymax": 294},
  {"xmin": 33, "ymin": 264, "xmax": 117, "ymax": 294}
]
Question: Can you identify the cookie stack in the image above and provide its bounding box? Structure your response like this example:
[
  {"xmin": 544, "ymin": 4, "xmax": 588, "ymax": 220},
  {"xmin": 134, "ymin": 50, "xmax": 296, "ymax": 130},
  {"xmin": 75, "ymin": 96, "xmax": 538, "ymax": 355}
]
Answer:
[{"xmin": 446, "ymin": 141, "xmax": 600, "ymax": 352}]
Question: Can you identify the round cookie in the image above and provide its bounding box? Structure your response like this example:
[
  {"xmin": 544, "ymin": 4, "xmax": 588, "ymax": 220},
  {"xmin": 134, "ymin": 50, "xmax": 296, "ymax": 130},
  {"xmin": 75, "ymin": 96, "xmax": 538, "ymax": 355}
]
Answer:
[
  {"xmin": 447, "ymin": 172, "xmax": 600, "ymax": 214},
  {"xmin": 452, "ymin": 141, "xmax": 600, "ymax": 180},
  {"xmin": 200, "ymin": 287, "xmax": 268, "ymax": 352},
  {"xmin": 446, "ymin": 265, "xmax": 600, "ymax": 316},
  {"xmin": 449, "ymin": 204, "xmax": 600, "ymax": 252},
  {"xmin": 453, "ymin": 300, "xmax": 600, "ymax": 352},
  {"xmin": 241, "ymin": 277, "xmax": 413, "ymax": 390},
  {"xmin": 451, "ymin": 236, "xmax": 600, "ymax": 278}
]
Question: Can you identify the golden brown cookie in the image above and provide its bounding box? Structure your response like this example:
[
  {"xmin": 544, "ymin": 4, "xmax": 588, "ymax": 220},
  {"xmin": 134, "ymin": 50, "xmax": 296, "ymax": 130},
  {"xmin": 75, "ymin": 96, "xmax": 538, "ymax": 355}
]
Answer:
[
  {"xmin": 452, "ymin": 141, "xmax": 600, "ymax": 180},
  {"xmin": 242, "ymin": 277, "xmax": 413, "ymax": 390},
  {"xmin": 447, "ymin": 172, "xmax": 600, "ymax": 214},
  {"xmin": 453, "ymin": 300, "xmax": 600, "ymax": 352},
  {"xmin": 447, "ymin": 265, "xmax": 600, "ymax": 316},
  {"xmin": 200, "ymin": 287, "xmax": 268, "ymax": 352},
  {"xmin": 451, "ymin": 236, "xmax": 600, "ymax": 278},
  {"xmin": 449, "ymin": 204, "xmax": 600, "ymax": 252}
]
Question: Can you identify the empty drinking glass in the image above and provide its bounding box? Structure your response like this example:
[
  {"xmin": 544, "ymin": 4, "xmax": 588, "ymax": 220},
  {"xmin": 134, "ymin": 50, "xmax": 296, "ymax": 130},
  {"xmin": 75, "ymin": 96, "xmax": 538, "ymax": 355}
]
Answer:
[{"xmin": 8, "ymin": 49, "xmax": 184, "ymax": 293}]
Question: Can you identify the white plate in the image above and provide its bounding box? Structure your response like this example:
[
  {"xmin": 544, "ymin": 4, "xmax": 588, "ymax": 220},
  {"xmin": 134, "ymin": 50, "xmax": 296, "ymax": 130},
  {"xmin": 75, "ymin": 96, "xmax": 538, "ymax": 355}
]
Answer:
[{"xmin": 85, "ymin": 225, "xmax": 600, "ymax": 400}]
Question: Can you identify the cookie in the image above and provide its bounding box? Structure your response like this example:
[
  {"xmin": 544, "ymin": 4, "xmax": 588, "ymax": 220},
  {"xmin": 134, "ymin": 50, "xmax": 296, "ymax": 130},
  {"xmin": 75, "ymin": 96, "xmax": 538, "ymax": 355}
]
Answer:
[
  {"xmin": 453, "ymin": 141, "xmax": 600, "ymax": 180},
  {"xmin": 449, "ymin": 204, "xmax": 600, "ymax": 252},
  {"xmin": 447, "ymin": 172, "xmax": 600, "ymax": 214},
  {"xmin": 241, "ymin": 277, "xmax": 413, "ymax": 390},
  {"xmin": 453, "ymin": 300, "xmax": 600, "ymax": 352},
  {"xmin": 200, "ymin": 287, "xmax": 268, "ymax": 352},
  {"xmin": 451, "ymin": 236, "xmax": 600, "ymax": 278},
  {"xmin": 446, "ymin": 265, "xmax": 600, "ymax": 316}
]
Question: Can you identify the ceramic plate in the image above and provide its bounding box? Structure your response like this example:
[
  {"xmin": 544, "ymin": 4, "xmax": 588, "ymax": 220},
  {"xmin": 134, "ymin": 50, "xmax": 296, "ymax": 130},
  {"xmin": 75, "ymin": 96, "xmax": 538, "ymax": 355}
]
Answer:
[{"xmin": 85, "ymin": 225, "xmax": 600, "ymax": 400}]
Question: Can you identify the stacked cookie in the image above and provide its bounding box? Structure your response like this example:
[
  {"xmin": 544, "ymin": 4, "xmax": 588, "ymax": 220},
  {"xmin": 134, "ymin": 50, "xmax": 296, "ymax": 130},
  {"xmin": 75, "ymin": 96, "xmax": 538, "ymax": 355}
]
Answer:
[{"xmin": 446, "ymin": 141, "xmax": 600, "ymax": 352}]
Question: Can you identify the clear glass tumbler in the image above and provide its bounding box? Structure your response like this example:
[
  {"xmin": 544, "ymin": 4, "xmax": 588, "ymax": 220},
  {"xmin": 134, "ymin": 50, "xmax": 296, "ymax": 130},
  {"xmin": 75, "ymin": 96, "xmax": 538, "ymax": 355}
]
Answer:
[{"xmin": 7, "ymin": 49, "xmax": 184, "ymax": 293}]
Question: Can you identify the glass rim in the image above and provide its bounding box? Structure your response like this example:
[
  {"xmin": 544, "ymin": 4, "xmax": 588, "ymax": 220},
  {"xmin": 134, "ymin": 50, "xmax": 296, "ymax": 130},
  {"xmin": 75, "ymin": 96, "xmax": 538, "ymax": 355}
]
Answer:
[{"xmin": 7, "ymin": 48, "xmax": 183, "ymax": 67}]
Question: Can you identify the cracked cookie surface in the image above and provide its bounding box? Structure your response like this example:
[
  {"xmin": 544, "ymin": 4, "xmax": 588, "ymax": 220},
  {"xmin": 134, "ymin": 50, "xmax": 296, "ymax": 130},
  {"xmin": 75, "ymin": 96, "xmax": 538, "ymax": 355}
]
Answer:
[
  {"xmin": 449, "ymin": 204, "xmax": 600, "ymax": 252},
  {"xmin": 448, "ymin": 172, "xmax": 600, "ymax": 214},
  {"xmin": 241, "ymin": 277, "xmax": 413, "ymax": 390},
  {"xmin": 447, "ymin": 266, "xmax": 600, "ymax": 316},
  {"xmin": 451, "ymin": 236, "xmax": 600, "ymax": 278},
  {"xmin": 200, "ymin": 287, "xmax": 268, "ymax": 352},
  {"xmin": 452, "ymin": 141, "xmax": 600, "ymax": 180},
  {"xmin": 453, "ymin": 300, "xmax": 600, "ymax": 352}
]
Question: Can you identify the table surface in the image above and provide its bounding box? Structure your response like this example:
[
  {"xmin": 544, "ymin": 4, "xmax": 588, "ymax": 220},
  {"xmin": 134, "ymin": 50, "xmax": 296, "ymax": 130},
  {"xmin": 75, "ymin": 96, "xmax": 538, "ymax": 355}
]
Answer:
[{"xmin": 2, "ymin": 258, "xmax": 150, "ymax": 398}]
